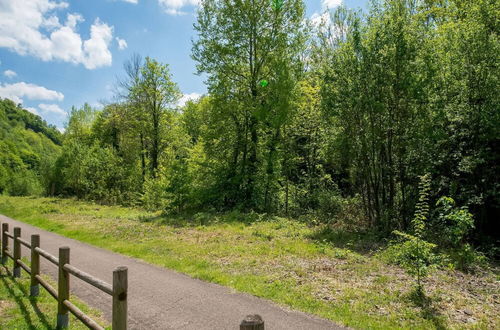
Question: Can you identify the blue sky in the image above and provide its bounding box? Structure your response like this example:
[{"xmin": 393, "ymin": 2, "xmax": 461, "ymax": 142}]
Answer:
[{"xmin": 0, "ymin": 0, "xmax": 367, "ymax": 130}]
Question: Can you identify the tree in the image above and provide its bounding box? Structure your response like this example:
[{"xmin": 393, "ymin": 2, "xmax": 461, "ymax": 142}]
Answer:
[
  {"xmin": 393, "ymin": 174, "xmax": 437, "ymax": 292},
  {"xmin": 427, "ymin": 0, "xmax": 500, "ymax": 240},
  {"xmin": 282, "ymin": 76, "xmax": 330, "ymax": 215},
  {"xmin": 130, "ymin": 57, "xmax": 181, "ymax": 178},
  {"xmin": 192, "ymin": 0, "xmax": 306, "ymax": 209},
  {"xmin": 317, "ymin": 1, "xmax": 433, "ymax": 231}
]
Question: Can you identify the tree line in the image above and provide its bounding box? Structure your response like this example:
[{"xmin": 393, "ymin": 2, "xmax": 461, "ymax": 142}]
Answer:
[{"xmin": 2, "ymin": 0, "xmax": 498, "ymax": 245}]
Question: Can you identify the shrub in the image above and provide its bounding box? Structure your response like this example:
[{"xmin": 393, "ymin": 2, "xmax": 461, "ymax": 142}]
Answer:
[
  {"xmin": 6, "ymin": 170, "xmax": 43, "ymax": 196},
  {"xmin": 392, "ymin": 174, "xmax": 438, "ymax": 290},
  {"xmin": 0, "ymin": 165, "xmax": 8, "ymax": 193},
  {"xmin": 435, "ymin": 196, "xmax": 474, "ymax": 247},
  {"xmin": 433, "ymin": 196, "xmax": 485, "ymax": 271},
  {"xmin": 141, "ymin": 176, "xmax": 168, "ymax": 211},
  {"xmin": 448, "ymin": 244, "xmax": 488, "ymax": 272}
]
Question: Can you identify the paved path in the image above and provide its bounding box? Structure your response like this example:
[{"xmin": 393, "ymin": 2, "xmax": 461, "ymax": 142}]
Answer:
[{"xmin": 0, "ymin": 215, "xmax": 343, "ymax": 330}]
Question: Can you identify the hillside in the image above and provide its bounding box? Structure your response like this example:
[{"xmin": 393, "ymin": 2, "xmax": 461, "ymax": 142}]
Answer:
[{"xmin": 0, "ymin": 98, "xmax": 62, "ymax": 195}]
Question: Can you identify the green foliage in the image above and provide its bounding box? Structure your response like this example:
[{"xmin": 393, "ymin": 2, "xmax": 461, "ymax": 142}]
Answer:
[
  {"xmin": 192, "ymin": 0, "xmax": 306, "ymax": 210},
  {"xmin": 433, "ymin": 196, "xmax": 488, "ymax": 271},
  {"xmin": 447, "ymin": 244, "xmax": 488, "ymax": 273},
  {"xmin": 435, "ymin": 196, "xmax": 474, "ymax": 247},
  {"xmin": 0, "ymin": 99, "xmax": 61, "ymax": 196},
  {"xmin": 5, "ymin": 170, "xmax": 43, "ymax": 196},
  {"xmin": 3, "ymin": 0, "xmax": 497, "ymax": 256},
  {"xmin": 0, "ymin": 98, "xmax": 62, "ymax": 145},
  {"xmin": 129, "ymin": 56, "xmax": 181, "ymax": 177},
  {"xmin": 392, "ymin": 175, "xmax": 438, "ymax": 289},
  {"xmin": 141, "ymin": 176, "xmax": 168, "ymax": 211},
  {"xmin": 426, "ymin": 0, "xmax": 500, "ymax": 238},
  {"xmin": 388, "ymin": 235, "xmax": 438, "ymax": 280}
]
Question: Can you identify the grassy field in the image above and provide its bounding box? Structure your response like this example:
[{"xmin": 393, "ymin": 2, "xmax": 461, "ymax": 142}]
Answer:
[
  {"xmin": 0, "ymin": 196, "xmax": 498, "ymax": 329},
  {"xmin": 0, "ymin": 258, "xmax": 107, "ymax": 329}
]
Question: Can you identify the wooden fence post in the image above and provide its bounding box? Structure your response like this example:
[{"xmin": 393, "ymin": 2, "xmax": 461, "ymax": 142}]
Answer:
[
  {"xmin": 13, "ymin": 227, "xmax": 21, "ymax": 278},
  {"xmin": 57, "ymin": 247, "xmax": 70, "ymax": 329},
  {"xmin": 112, "ymin": 266, "xmax": 128, "ymax": 330},
  {"xmin": 30, "ymin": 234, "xmax": 40, "ymax": 296},
  {"xmin": 1, "ymin": 223, "xmax": 7, "ymax": 264},
  {"xmin": 240, "ymin": 314, "xmax": 265, "ymax": 330}
]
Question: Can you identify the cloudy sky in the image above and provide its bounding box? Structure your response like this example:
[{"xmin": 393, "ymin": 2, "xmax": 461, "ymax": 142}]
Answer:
[{"xmin": 0, "ymin": 0, "xmax": 367, "ymax": 130}]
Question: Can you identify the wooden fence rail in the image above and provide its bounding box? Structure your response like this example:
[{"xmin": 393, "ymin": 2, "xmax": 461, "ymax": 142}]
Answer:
[{"xmin": 0, "ymin": 222, "xmax": 128, "ymax": 330}]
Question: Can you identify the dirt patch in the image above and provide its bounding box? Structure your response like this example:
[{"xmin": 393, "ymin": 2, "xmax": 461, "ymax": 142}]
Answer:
[{"xmin": 0, "ymin": 299, "xmax": 14, "ymax": 314}]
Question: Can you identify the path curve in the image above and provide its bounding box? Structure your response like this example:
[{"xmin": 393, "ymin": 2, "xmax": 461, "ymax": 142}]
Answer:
[{"xmin": 1, "ymin": 215, "xmax": 344, "ymax": 330}]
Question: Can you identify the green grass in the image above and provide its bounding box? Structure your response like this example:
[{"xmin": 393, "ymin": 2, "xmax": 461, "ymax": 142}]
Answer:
[
  {"xmin": 0, "ymin": 258, "xmax": 107, "ymax": 329},
  {"xmin": 0, "ymin": 196, "xmax": 498, "ymax": 329}
]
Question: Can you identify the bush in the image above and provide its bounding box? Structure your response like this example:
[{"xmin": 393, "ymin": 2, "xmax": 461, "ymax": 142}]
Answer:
[
  {"xmin": 0, "ymin": 165, "xmax": 8, "ymax": 193},
  {"xmin": 448, "ymin": 244, "xmax": 488, "ymax": 272},
  {"xmin": 6, "ymin": 170, "xmax": 43, "ymax": 196},
  {"xmin": 301, "ymin": 187, "xmax": 367, "ymax": 229},
  {"xmin": 390, "ymin": 232, "xmax": 439, "ymax": 283},
  {"xmin": 314, "ymin": 189, "xmax": 340, "ymax": 219},
  {"xmin": 391, "ymin": 174, "xmax": 438, "ymax": 290},
  {"xmin": 434, "ymin": 196, "xmax": 474, "ymax": 247},
  {"xmin": 432, "ymin": 196, "xmax": 485, "ymax": 271},
  {"xmin": 141, "ymin": 176, "xmax": 168, "ymax": 211}
]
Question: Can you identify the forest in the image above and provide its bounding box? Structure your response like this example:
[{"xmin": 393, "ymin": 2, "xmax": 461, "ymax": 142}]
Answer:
[{"xmin": 0, "ymin": 0, "xmax": 498, "ymax": 267}]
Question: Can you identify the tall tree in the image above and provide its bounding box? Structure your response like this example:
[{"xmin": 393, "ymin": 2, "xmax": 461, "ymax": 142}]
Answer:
[
  {"xmin": 131, "ymin": 57, "xmax": 181, "ymax": 177},
  {"xmin": 428, "ymin": 0, "xmax": 500, "ymax": 238},
  {"xmin": 318, "ymin": 1, "xmax": 432, "ymax": 230},
  {"xmin": 192, "ymin": 0, "xmax": 306, "ymax": 209}
]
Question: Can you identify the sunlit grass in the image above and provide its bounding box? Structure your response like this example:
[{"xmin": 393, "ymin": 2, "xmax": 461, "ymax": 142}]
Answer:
[
  {"xmin": 0, "ymin": 196, "xmax": 498, "ymax": 329},
  {"xmin": 0, "ymin": 258, "xmax": 108, "ymax": 329}
]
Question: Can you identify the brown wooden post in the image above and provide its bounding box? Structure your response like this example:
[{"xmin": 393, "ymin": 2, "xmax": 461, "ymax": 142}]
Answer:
[
  {"xmin": 57, "ymin": 247, "xmax": 70, "ymax": 329},
  {"xmin": 240, "ymin": 315, "xmax": 264, "ymax": 330},
  {"xmin": 13, "ymin": 227, "xmax": 21, "ymax": 277},
  {"xmin": 30, "ymin": 234, "xmax": 40, "ymax": 296},
  {"xmin": 112, "ymin": 266, "xmax": 128, "ymax": 330},
  {"xmin": 1, "ymin": 223, "xmax": 8, "ymax": 264}
]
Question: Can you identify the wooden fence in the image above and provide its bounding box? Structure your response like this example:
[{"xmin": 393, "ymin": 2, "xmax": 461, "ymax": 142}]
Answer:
[{"xmin": 0, "ymin": 222, "xmax": 128, "ymax": 330}]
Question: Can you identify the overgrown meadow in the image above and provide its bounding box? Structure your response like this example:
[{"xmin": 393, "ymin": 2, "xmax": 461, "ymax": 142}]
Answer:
[{"xmin": 0, "ymin": 196, "xmax": 498, "ymax": 329}]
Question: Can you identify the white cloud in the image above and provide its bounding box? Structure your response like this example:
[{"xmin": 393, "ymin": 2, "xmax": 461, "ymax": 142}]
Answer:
[
  {"xmin": 82, "ymin": 19, "xmax": 113, "ymax": 69},
  {"xmin": 311, "ymin": 0, "xmax": 346, "ymax": 35},
  {"xmin": 158, "ymin": 0, "xmax": 199, "ymax": 15},
  {"xmin": 66, "ymin": 13, "xmax": 84, "ymax": 29},
  {"xmin": 42, "ymin": 15, "xmax": 61, "ymax": 30},
  {"xmin": 38, "ymin": 103, "xmax": 67, "ymax": 117},
  {"xmin": 3, "ymin": 70, "xmax": 17, "ymax": 78},
  {"xmin": 0, "ymin": 82, "xmax": 64, "ymax": 104},
  {"xmin": 26, "ymin": 107, "xmax": 40, "ymax": 115},
  {"xmin": 311, "ymin": 0, "xmax": 343, "ymax": 27},
  {"xmin": 116, "ymin": 37, "xmax": 128, "ymax": 50},
  {"xmin": 311, "ymin": 12, "xmax": 329, "ymax": 29},
  {"xmin": 177, "ymin": 92, "xmax": 201, "ymax": 107},
  {"xmin": 121, "ymin": 0, "xmax": 138, "ymax": 3},
  {"xmin": 323, "ymin": 0, "xmax": 342, "ymax": 10},
  {"xmin": 0, "ymin": 0, "xmax": 114, "ymax": 69}
]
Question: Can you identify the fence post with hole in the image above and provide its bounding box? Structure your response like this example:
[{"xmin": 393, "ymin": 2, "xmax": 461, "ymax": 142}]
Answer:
[
  {"xmin": 13, "ymin": 227, "xmax": 21, "ymax": 278},
  {"xmin": 57, "ymin": 246, "xmax": 70, "ymax": 328},
  {"xmin": 113, "ymin": 266, "xmax": 128, "ymax": 330},
  {"xmin": 30, "ymin": 234, "xmax": 40, "ymax": 296},
  {"xmin": 1, "ymin": 223, "xmax": 7, "ymax": 264}
]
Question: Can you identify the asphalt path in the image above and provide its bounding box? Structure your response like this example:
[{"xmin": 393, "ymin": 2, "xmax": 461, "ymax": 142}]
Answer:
[{"xmin": 0, "ymin": 215, "xmax": 344, "ymax": 329}]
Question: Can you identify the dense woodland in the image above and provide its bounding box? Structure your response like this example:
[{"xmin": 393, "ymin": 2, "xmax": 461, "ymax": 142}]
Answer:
[{"xmin": 0, "ymin": 0, "xmax": 498, "ymax": 258}]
